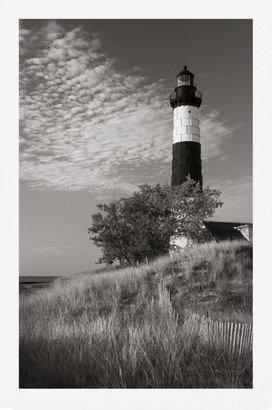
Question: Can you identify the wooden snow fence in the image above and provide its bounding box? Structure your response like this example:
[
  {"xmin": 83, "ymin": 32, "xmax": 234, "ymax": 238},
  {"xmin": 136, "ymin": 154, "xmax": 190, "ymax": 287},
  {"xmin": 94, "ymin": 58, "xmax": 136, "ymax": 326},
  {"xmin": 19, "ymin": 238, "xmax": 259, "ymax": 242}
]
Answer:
[{"xmin": 183, "ymin": 312, "xmax": 253, "ymax": 355}]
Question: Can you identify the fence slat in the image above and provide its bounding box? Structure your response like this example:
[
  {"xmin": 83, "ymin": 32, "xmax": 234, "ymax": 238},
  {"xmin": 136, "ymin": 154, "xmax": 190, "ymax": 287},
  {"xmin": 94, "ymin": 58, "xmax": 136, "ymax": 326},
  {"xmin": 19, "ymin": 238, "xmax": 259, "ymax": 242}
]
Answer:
[
  {"xmin": 244, "ymin": 324, "xmax": 248, "ymax": 355},
  {"xmin": 232, "ymin": 323, "xmax": 237, "ymax": 354},
  {"xmin": 237, "ymin": 323, "xmax": 242, "ymax": 355},
  {"xmin": 239, "ymin": 324, "xmax": 245, "ymax": 355},
  {"xmin": 245, "ymin": 325, "xmax": 250, "ymax": 351},
  {"xmin": 230, "ymin": 322, "xmax": 234, "ymax": 354},
  {"xmin": 223, "ymin": 321, "xmax": 226, "ymax": 346},
  {"xmin": 249, "ymin": 325, "xmax": 253, "ymax": 350}
]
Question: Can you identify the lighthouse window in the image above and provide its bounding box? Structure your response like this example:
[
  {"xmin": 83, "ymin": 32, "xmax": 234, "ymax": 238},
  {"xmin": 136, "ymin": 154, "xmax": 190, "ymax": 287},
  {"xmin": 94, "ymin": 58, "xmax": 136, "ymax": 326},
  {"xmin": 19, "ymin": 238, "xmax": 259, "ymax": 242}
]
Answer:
[
  {"xmin": 177, "ymin": 74, "xmax": 190, "ymax": 86},
  {"xmin": 189, "ymin": 110, "xmax": 191, "ymax": 113}
]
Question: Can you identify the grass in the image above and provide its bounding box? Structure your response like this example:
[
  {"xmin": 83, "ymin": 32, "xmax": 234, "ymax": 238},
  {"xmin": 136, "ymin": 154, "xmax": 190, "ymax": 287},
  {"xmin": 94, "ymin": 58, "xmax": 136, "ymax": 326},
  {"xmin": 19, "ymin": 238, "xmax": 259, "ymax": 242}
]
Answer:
[{"xmin": 19, "ymin": 240, "xmax": 252, "ymax": 388}]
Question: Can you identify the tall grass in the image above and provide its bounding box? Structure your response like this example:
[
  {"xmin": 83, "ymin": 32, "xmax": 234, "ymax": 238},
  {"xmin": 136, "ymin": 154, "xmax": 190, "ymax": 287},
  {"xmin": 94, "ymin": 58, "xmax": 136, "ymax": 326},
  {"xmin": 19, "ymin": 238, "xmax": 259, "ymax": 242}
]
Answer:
[{"xmin": 20, "ymin": 240, "xmax": 252, "ymax": 388}]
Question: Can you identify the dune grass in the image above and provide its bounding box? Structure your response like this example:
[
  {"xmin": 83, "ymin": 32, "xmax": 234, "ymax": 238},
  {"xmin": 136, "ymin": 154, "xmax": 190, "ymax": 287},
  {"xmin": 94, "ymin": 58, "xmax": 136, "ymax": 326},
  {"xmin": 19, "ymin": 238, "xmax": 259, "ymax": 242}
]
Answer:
[{"xmin": 19, "ymin": 240, "xmax": 252, "ymax": 388}]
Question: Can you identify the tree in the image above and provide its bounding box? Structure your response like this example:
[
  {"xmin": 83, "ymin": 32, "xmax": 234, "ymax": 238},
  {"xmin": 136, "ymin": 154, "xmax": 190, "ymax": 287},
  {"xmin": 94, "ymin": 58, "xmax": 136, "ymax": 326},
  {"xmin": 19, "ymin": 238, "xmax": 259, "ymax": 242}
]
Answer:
[{"xmin": 88, "ymin": 178, "xmax": 223, "ymax": 265}]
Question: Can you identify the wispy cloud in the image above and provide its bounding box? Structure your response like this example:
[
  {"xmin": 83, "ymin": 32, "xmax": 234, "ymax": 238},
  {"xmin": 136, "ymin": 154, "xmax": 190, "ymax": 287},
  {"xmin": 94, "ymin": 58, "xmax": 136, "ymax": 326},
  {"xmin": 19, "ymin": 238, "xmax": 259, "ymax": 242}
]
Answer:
[
  {"xmin": 20, "ymin": 21, "xmax": 238, "ymax": 193},
  {"xmin": 208, "ymin": 176, "xmax": 252, "ymax": 222},
  {"xmin": 200, "ymin": 108, "xmax": 238, "ymax": 161},
  {"xmin": 25, "ymin": 246, "xmax": 76, "ymax": 255}
]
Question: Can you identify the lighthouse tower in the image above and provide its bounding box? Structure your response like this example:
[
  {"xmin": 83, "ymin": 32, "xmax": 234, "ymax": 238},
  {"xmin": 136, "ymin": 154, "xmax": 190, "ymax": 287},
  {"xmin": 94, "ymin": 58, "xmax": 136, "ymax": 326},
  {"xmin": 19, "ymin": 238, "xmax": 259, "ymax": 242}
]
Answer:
[{"xmin": 170, "ymin": 66, "xmax": 202, "ymax": 188}]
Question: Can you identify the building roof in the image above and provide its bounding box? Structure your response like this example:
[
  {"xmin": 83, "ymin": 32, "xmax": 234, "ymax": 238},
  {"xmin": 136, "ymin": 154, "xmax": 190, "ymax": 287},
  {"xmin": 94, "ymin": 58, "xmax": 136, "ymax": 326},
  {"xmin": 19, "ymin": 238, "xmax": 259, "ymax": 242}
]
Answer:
[
  {"xmin": 234, "ymin": 223, "xmax": 253, "ymax": 229},
  {"xmin": 203, "ymin": 221, "xmax": 250, "ymax": 241}
]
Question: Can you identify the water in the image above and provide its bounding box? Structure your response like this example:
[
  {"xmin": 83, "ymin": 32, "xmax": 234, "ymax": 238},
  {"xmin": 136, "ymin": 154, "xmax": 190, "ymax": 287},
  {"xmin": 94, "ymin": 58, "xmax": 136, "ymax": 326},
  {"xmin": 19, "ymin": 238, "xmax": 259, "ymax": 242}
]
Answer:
[{"xmin": 19, "ymin": 276, "xmax": 59, "ymax": 294}]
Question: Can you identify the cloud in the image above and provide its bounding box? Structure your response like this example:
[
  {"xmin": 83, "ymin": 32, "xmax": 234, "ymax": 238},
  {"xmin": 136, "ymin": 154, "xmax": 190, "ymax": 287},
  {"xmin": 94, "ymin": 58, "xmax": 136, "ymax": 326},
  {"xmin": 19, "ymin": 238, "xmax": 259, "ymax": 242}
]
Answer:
[
  {"xmin": 21, "ymin": 246, "xmax": 76, "ymax": 255},
  {"xmin": 207, "ymin": 176, "xmax": 252, "ymax": 222},
  {"xmin": 200, "ymin": 108, "xmax": 238, "ymax": 161},
  {"xmin": 20, "ymin": 21, "xmax": 238, "ymax": 194}
]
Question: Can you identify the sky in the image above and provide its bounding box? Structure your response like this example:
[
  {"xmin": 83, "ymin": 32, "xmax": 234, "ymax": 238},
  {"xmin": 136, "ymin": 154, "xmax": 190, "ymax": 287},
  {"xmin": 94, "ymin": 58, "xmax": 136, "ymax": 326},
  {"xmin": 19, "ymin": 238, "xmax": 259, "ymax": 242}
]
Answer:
[{"xmin": 19, "ymin": 19, "xmax": 252, "ymax": 276}]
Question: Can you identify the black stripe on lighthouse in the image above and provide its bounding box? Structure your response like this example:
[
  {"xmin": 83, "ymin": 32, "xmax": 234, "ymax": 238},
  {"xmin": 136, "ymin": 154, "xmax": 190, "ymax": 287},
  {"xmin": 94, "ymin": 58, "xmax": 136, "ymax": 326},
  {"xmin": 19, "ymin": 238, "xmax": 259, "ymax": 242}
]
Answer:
[{"xmin": 171, "ymin": 141, "xmax": 202, "ymax": 187}]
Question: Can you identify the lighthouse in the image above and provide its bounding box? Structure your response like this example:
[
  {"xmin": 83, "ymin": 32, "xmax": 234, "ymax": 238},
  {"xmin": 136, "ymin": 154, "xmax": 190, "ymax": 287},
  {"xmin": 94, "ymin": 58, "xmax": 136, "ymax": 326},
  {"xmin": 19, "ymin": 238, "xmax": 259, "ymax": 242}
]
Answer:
[{"xmin": 170, "ymin": 66, "xmax": 202, "ymax": 188}]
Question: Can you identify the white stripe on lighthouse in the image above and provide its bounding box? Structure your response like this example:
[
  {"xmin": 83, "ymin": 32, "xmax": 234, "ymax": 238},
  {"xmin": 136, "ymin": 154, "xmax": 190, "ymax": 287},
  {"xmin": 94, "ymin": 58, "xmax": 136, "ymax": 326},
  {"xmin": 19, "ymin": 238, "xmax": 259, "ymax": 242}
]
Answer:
[{"xmin": 173, "ymin": 105, "xmax": 200, "ymax": 144}]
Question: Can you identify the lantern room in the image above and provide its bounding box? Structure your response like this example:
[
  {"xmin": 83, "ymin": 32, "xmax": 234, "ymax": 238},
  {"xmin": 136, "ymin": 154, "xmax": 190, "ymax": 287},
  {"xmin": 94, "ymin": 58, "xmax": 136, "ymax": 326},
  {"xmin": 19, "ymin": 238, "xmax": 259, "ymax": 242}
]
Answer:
[
  {"xmin": 177, "ymin": 65, "xmax": 194, "ymax": 87},
  {"xmin": 170, "ymin": 65, "xmax": 202, "ymax": 109}
]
